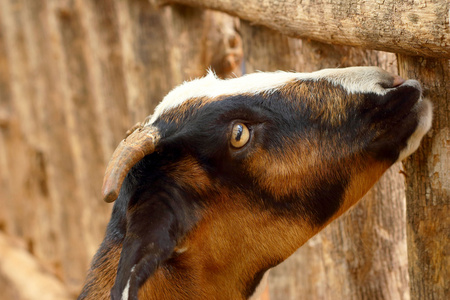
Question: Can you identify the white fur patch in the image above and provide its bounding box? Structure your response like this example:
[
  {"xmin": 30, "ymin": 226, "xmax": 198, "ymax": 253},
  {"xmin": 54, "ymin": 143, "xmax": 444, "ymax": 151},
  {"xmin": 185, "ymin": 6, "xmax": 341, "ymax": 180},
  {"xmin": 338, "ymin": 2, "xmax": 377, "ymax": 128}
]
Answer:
[
  {"xmin": 147, "ymin": 67, "xmax": 394, "ymax": 124},
  {"xmin": 121, "ymin": 265, "xmax": 136, "ymax": 300},
  {"xmin": 397, "ymin": 95, "xmax": 433, "ymax": 162}
]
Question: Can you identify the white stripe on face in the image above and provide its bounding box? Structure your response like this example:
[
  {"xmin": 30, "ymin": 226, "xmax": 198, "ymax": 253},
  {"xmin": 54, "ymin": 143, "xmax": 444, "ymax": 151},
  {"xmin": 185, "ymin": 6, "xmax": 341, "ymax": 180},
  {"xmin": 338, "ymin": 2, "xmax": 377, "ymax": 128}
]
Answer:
[
  {"xmin": 147, "ymin": 67, "xmax": 396, "ymax": 124},
  {"xmin": 397, "ymin": 95, "xmax": 433, "ymax": 162},
  {"xmin": 121, "ymin": 265, "xmax": 135, "ymax": 300}
]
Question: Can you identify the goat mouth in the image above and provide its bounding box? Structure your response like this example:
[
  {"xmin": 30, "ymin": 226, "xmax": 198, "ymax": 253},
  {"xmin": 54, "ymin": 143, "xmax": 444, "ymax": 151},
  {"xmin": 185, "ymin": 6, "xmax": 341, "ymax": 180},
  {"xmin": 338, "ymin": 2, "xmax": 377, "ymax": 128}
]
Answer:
[
  {"xmin": 389, "ymin": 80, "xmax": 422, "ymax": 114},
  {"xmin": 388, "ymin": 80, "xmax": 432, "ymax": 161},
  {"xmin": 377, "ymin": 79, "xmax": 426, "ymax": 127},
  {"xmin": 368, "ymin": 80, "xmax": 432, "ymax": 162},
  {"xmin": 394, "ymin": 80, "xmax": 431, "ymax": 127}
]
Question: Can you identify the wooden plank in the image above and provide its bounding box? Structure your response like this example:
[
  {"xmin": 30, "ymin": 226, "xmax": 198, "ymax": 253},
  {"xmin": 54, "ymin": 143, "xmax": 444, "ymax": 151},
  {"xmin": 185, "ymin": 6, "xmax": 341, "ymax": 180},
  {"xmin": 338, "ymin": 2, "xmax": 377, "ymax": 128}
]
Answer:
[{"xmin": 155, "ymin": 0, "xmax": 450, "ymax": 58}]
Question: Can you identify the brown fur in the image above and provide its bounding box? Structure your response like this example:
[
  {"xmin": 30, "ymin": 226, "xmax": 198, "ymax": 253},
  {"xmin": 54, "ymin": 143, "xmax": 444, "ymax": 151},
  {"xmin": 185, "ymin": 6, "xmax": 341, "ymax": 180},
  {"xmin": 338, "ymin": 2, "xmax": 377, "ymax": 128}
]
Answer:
[
  {"xmin": 337, "ymin": 159, "xmax": 391, "ymax": 217},
  {"xmin": 164, "ymin": 156, "xmax": 212, "ymax": 196},
  {"xmin": 245, "ymin": 138, "xmax": 322, "ymax": 199},
  {"xmin": 279, "ymin": 80, "xmax": 359, "ymax": 126},
  {"xmin": 82, "ymin": 243, "xmax": 122, "ymax": 299},
  {"xmin": 138, "ymin": 188, "xmax": 314, "ymax": 300}
]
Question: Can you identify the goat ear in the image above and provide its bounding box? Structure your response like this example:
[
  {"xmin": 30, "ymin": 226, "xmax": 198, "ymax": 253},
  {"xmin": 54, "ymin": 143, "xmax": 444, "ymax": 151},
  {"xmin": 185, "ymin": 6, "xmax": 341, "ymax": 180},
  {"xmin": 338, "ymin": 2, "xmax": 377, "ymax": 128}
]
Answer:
[{"xmin": 110, "ymin": 189, "xmax": 190, "ymax": 300}]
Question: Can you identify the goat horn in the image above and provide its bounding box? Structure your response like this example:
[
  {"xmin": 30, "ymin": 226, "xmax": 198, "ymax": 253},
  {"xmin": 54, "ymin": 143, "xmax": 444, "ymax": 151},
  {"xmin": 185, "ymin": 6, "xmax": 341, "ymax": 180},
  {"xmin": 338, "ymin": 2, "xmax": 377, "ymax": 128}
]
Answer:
[{"xmin": 102, "ymin": 125, "xmax": 159, "ymax": 203}]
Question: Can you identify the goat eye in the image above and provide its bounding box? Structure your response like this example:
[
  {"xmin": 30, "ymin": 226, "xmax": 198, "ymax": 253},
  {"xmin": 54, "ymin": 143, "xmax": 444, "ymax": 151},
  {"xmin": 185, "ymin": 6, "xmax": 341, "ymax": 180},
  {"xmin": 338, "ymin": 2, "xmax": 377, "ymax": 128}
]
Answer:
[{"xmin": 230, "ymin": 123, "xmax": 250, "ymax": 148}]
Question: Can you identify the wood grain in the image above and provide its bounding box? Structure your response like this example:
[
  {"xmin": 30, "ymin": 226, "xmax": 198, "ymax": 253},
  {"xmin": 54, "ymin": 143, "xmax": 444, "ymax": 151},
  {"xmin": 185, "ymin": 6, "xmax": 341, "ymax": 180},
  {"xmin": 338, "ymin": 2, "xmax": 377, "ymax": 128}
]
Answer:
[
  {"xmin": 155, "ymin": 0, "xmax": 450, "ymax": 58},
  {"xmin": 398, "ymin": 55, "xmax": 450, "ymax": 300}
]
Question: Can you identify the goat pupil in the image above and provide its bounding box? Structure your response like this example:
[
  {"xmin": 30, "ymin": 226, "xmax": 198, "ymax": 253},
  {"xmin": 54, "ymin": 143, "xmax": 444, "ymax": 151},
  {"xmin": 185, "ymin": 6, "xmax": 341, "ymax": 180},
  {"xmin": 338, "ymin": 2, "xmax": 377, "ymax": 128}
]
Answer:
[{"xmin": 235, "ymin": 124, "xmax": 243, "ymax": 141}]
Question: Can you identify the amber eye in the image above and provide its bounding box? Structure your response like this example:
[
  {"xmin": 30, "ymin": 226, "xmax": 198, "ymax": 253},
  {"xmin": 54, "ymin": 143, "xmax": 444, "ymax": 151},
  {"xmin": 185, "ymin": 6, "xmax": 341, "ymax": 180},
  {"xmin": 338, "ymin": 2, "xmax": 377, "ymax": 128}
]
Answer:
[{"xmin": 230, "ymin": 123, "xmax": 250, "ymax": 148}]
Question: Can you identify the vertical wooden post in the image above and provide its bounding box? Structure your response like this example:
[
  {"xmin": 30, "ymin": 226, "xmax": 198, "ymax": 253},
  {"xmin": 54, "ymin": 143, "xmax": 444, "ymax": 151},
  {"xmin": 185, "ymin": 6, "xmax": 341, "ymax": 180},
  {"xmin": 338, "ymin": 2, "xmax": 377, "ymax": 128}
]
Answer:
[{"xmin": 397, "ymin": 56, "xmax": 450, "ymax": 300}]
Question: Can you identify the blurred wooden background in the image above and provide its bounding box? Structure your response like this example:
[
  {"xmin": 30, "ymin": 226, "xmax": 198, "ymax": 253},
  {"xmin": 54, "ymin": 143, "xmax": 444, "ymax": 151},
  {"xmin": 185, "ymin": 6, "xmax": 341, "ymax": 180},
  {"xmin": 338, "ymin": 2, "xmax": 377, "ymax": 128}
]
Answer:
[{"xmin": 0, "ymin": 1, "xmax": 448, "ymax": 299}]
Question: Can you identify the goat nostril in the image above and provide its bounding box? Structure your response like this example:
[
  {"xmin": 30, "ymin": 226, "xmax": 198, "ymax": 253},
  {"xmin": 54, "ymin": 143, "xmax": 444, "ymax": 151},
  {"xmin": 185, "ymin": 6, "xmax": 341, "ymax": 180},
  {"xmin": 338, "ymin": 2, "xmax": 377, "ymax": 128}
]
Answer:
[{"xmin": 392, "ymin": 75, "xmax": 405, "ymax": 87}]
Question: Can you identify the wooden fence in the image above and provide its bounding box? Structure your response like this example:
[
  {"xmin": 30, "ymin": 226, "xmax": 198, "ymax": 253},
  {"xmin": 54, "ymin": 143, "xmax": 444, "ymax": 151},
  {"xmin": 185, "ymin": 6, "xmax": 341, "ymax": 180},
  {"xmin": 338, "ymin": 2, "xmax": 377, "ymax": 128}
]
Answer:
[{"xmin": 0, "ymin": 0, "xmax": 448, "ymax": 299}]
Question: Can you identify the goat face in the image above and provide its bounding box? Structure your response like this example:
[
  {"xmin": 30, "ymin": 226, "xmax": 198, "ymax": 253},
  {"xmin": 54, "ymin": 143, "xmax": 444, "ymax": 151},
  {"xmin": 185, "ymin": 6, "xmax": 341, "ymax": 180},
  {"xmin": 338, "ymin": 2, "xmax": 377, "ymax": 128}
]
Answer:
[{"xmin": 89, "ymin": 67, "xmax": 431, "ymax": 300}]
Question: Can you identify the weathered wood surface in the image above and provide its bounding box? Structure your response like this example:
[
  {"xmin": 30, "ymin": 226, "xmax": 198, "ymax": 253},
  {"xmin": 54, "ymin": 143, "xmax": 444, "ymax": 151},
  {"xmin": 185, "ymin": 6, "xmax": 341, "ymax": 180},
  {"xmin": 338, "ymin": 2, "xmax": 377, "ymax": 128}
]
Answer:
[
  {"xmin": 398, "ymin": 56, "xmax": 450, "ymax": 300},
  {"xmin": 0, "ymin": 232, "xmax": 73, "ymax": 300},
  {"xmin": 154, "ymin": 0, "xmax": 450, "ymax": 58},
  {"xmin": 241, "ymin": 22, "xmax": 410, "ymax": 299}
]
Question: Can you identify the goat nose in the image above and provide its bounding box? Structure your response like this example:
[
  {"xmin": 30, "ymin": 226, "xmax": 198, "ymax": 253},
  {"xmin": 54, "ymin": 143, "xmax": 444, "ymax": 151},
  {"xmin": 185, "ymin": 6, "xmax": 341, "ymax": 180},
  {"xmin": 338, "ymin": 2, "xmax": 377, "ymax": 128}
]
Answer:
[{"xmin": 392, "ymin": 75, "xmax": 405, "ymax": 87}]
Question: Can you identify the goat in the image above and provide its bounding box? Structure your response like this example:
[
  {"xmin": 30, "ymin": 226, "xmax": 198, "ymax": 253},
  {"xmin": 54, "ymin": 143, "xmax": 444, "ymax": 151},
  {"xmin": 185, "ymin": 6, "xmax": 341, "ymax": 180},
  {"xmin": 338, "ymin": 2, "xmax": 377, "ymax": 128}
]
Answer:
[{"xmin": 78, "ymin": 67, "xmax": 432, "ymax": 300}]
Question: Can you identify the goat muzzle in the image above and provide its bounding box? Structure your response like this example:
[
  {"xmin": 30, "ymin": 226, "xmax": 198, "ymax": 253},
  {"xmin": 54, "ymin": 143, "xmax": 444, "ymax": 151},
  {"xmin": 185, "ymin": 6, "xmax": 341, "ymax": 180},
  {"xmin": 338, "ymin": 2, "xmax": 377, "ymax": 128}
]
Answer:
[{"xmin": 102, "ymin": 125, "xmax": 159, "ymax": 203}]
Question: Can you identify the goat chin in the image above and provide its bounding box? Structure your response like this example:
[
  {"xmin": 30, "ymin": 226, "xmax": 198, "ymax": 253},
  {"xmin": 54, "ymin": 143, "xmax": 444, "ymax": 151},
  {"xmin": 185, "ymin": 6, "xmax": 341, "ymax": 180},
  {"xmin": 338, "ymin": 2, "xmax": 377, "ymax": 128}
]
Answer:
[{"xmin": 79, "ymin": 67, "xmax": 431, "ymax": 300}]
